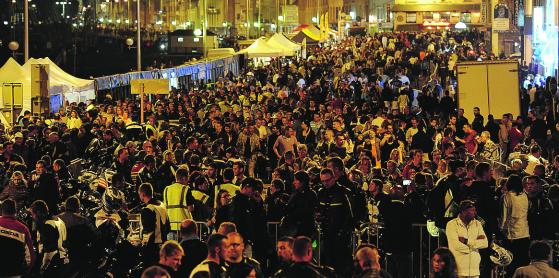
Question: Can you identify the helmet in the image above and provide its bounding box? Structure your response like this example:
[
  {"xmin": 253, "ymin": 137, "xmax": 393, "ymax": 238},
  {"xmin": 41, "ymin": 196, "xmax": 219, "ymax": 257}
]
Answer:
[
  {"xmin": 490, "ymin": 242, "xmax": 514, "ymax": 266},
  {"xmin": 102, "ymin": 187, "xmax": 125, "ymax": 213}
]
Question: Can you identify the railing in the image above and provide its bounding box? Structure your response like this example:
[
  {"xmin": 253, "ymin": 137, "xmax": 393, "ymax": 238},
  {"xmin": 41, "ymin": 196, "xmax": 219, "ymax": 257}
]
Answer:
[{"xmin": 411, "ymin": 223, "xmax": 442, "ymax": 278}]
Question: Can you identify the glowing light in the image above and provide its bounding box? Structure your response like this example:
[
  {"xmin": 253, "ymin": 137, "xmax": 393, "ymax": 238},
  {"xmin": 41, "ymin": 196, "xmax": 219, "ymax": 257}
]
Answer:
[
  {"xmin": 253, "ymin": 22, "xmax": 259, "ymax": 27},
  {"xmin": 368, "ymin": 15, "xmax": 376, "ymax": 22},
  {"xmin": 311, "ymin": 17, "xmax": 317, "ymax": 23},
  {"xmin": 160, "ymin": 44, "xmax": 165, "ymax": 50},
  {"xmin": 171, "ymin": 21, "xmax": 176, "ymax": 25},
  {"xmin": 222, "ymin": 22, "xmax": 228, "ymax": 27},
  {"xmin": 193, "ymin": 29, "xmax": 202, "ymax": 36},
  {"xmin": 99, "ymin": 18, "xmax": 104, "ymax": 22},
  {"xmin": 125, "ymin": 19, "xmax": 129, "ymax": 24},
  {"xmin": 116, "ymin": 19, "xmax": 121, "ymax": 23},
  {"xmin": 278, "ymin": 15, "xmax": 284, "ymax": 21},
  {"xmin": 349, "ymin": 11, "xmax": 356, "ymax": 20},
  {"xmin": 3, "ymin": 21, "xmax": 8, "ymax": 25},
  {"xmin": 455, "ymin": 22, "xmax": 467, "ymax": 29}
]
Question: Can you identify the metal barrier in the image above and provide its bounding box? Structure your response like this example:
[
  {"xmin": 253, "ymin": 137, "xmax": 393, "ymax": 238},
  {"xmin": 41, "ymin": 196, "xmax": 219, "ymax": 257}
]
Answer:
[
  {"xmin": 195, "ymin": 221, "xmax": 211, "ymax": 242},
  {"xmin": 166, "ymin": 220, "xmax": 211, "ymax": 241},
  {"xmin": 412, "ymin": 223, "xmax": 442, "ymax": 278},
  {"xmin": 267, "ymin": 222, "xmax": 281, "ymax": 247}
]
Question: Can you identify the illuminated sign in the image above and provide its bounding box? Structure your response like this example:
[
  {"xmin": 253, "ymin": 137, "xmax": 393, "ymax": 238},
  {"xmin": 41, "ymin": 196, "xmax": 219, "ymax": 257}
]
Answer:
[{"xmin": 422, "ymin": 21, "xmax": 450, "ymax": 27}]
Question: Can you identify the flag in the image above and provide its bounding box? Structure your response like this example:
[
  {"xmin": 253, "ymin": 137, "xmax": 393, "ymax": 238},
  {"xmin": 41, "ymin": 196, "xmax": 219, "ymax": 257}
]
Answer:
[{"xmin": 98, "ymin": 177, "xmax": 109, "ymax": 189}]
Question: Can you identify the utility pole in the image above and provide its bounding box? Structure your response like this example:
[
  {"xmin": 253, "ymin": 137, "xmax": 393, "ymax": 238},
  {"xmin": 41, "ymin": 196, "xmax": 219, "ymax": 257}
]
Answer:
[{"xmin": 24, "ymin": 0, "xmax": 29, "ymax": 62}]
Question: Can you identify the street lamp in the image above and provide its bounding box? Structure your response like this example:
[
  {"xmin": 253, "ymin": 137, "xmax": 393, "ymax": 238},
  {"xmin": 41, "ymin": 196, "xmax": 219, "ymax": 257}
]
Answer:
[
  {"xmin": 8, "ymin": 41, "xmax": 19, "ymax": 58},
  {"xmin": 311, "ymin": 16, "xmax": 317, "ymax": 23},
  {"xmin": 126, "ymin": 38, "xmax": 134, "ymax": 48}
]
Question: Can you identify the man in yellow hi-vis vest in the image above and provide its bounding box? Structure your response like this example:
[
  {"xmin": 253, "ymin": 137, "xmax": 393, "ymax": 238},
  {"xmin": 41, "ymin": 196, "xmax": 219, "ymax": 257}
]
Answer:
[{"xmin": 163, "ymin": 167, "xmax": 195, "ymax": 240}]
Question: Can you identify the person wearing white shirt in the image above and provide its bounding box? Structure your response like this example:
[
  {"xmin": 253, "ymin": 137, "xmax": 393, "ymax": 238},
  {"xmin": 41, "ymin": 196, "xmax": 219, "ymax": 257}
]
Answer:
[
  {"xmin": 524, "ymin": 145, "xmax": 548, "ymax": 175},
  {"xmin": 500, "ymin": 174, "xmax": 530, "ymax": 276},
  {"xmin": 446, "ymin": 200, "xmax": 488, "ymax": 278}
]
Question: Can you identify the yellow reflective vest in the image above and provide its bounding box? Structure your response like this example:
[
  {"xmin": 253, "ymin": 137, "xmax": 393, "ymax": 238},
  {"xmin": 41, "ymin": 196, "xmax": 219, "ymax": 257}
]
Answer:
[{"xmin": 163, "ymin": 182, "xmax": 194, "ymax": 231}]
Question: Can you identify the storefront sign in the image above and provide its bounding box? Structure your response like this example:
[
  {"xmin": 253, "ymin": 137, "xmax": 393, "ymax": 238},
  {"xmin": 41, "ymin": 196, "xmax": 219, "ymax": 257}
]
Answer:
[{"xmin": 492, "ymin": 3, "xmax": 510, "ymax": 31}]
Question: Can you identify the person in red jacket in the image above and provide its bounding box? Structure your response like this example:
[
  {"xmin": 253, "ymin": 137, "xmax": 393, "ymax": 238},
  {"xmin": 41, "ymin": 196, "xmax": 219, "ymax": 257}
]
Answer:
[{"xmin": 0, "ymin": 199, "xmax": 35, "ymax": 277}]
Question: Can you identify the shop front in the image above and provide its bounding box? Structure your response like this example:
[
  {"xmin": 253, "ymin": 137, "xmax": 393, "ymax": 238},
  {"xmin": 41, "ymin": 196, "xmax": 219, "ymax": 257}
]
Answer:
[{"xmin": 392, "ymin": 1, "xmax": 485, "ymax": 31}]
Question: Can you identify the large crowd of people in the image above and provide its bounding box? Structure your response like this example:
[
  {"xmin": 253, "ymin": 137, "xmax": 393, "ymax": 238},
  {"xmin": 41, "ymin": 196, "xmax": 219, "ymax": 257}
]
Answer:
[{"xmin": 1, "ymin": 29, "xmax": 559, "ymax": 278}]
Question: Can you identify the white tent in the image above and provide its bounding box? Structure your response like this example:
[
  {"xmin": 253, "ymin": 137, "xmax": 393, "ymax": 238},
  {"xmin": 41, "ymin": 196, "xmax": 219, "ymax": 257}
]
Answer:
[
  {"xmin": 0, "ymin": 58, "xmax": 31, "ymax": 113},
  {"xmin": 22, "ymin": 58, "xmax": 95, "ymax": 105},
  {"xmin": 237, "ymin": 37, "xmax": 283, "ymax": 58},
  {"xmin": 207, "ymin": 48, "xmax": 236, "ymax": 58},
  {"xmin": 0, "ymin": 57, "xmax": 95, "ymax": 115},
  {"xmin": 267, "ymin": 33, "xmax": 300, "ymax": 56}
]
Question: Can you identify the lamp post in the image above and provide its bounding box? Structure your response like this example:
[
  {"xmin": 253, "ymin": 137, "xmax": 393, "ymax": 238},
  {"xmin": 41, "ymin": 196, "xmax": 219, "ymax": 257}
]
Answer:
[
  {"xmin": 136, "ymin": 0, "xmax": 141, "ymax": 71},
  {"xmin": 8, "ymin": 41, "xmax": 19, "ymax": 59},
  {"xmin": 24, "ymin": 0, "xmax": 28, "ymax": 62},
  {"xmin": 246, "ymin": 0, "xmax": 250, "ymax": 39},
  {"xmin": 202, "ymin": 0, "xmax": 207, "ymax": 57}
]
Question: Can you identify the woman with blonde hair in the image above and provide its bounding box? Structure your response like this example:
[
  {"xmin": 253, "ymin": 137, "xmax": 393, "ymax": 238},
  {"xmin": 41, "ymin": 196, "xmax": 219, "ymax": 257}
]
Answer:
[
  {"xmin": 0, "ymin": 171, "xmax": 29, "ymax": 211},
  {"xmin": 66, "ymin": 110, "xmax": 82, "ymax": 129}
]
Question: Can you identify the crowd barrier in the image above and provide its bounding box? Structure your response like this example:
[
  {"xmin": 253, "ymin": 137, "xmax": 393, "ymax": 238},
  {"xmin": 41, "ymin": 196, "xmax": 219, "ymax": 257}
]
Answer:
[{"xmin": 94, "ymin": 53, "xmax": 244, "ymax": 99}]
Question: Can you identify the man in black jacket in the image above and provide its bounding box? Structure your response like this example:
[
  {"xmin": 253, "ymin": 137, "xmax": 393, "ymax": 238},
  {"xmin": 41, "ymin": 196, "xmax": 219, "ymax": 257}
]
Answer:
[
  {"xmin": 57, "ymin": 196, "xmax": 96, "ymax": 276},
  {"xmin": 139, "ymin": 183, "xmax": 170, "ymax": 266},
  {"xmin": 178, "ymin": 219, "xmax": 207, "ymax": 277},
  {"xmin": 224, "ymin": 232, "xmax": 263, "ymax": 278},
  {"xmin": 282, "ymin": 171, "xmax": 317, "ymax": 238},
  {"xmin": 228, "ymin": 177, "xmax": 269, "ymax": 263},
  {"xmin": 317, "ymin": 168, "xmax": 354, "ymax": 277},
  {"xmin": 427, "ymin": 159, "xmax": 465, "ymax": 230},
  {"xmin": 273, "ymin": 236, "xmax": 335, "ymax": 278},
  {"xmin": 31, "ymin": 160, "xmax": 60, "ymax": 215}
]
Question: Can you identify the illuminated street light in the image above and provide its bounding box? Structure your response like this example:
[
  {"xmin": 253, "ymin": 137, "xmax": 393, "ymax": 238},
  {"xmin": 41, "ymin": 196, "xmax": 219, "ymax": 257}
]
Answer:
[
  {"xmin": 311, "ymin": 17, "xmax": 317, "ymax": 23},
  {"xmin": 194, "ymin": 29, "xmax": 202, "ymax": 36}
]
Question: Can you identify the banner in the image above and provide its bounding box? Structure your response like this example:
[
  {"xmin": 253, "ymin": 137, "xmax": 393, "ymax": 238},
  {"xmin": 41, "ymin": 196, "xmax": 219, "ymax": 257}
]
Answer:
[
  {"xmin": 492, "ymin": 3, "xmax": 510, "ymax": 31},
  {"xmin": 131, "ymin": 79, "xmax": 170, "ymax": 94}
]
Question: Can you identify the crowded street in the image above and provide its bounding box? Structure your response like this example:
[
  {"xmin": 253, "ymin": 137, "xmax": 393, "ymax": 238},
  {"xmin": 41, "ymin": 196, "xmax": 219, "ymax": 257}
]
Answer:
[{"xmin": 1, "ymin": 28, "xmax": 559, "ymax": 278}]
